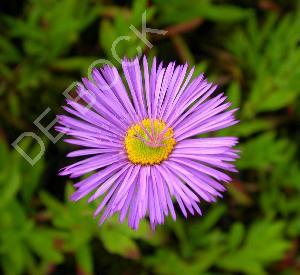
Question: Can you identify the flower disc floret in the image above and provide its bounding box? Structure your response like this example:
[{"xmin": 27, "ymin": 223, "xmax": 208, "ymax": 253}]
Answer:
[{"xmin": 125, "ymin": 119, "xmax": 176, "ymax": 165}]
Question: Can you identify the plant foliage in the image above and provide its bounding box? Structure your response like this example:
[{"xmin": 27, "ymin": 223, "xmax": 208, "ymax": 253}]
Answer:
[{"xmin": 0, "ymin": 0, "xmax": 299, "ymax": 274}]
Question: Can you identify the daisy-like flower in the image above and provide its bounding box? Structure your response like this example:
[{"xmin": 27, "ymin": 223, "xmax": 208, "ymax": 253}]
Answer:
[{"xmin": 56, "ymin": 56, "xmax": 239, "ymax": 230}]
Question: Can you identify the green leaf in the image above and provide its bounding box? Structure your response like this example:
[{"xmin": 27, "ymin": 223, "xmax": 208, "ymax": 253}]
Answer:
[
  {"xmin": 228, "ymin": 13, "xmax": 300, "ymax": 115},
  {"xmin": 226, "ymin": 82, "xmax": 241, "ymax": 109},
  {"xmin": 27, "ymin": 229, "xmax": 64, "ymax": 263},
  {"xmin": 227, "ymin": 223, "xmax": 245, "ymax": 250},
  {"xmin": 0, "ymin": 158, "xmax": 21, "ymax": 210},
  {"xmin": 217, "ymin": 221, "xmax": 290, "ymax": 275},
  {"xmin": 75, "ymin": 244, "xmax": 94, "ymax": 275},
  {"xmin": 100, "ymin": 225, "xmax": 140, "ymax": 259},
  {"xmin": 154, "ymin": 0, "xmax": 251, "ymax": 24},
  {"xmin": 0, "ymin": 36, "xmax": 21, "ymax": 64},
  {"xmin": 237, "ymin": 132, "xmax": 293, "ymax": 170}
]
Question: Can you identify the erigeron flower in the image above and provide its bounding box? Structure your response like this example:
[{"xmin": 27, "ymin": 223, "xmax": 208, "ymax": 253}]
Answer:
[{"xmin": 56, "ymin": 56, "xmax": 239, "ymax": 230}]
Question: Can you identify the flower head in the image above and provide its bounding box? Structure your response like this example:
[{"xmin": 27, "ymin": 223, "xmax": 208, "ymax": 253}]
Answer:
[{"xmin": 56, "ymin": 56, "xmax": 239, "ymax": 230}]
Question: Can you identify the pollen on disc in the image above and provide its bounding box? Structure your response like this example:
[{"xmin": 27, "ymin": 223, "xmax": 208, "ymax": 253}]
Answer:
[{"xmin": 124, "ymin": 119, "xmax": 176, "ymax": 165}]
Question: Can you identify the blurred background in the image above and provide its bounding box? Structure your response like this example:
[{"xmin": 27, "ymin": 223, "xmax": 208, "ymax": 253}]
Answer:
[{"xmin": 1, "ymin": 0, "xmax": 300, "ymax": 274}]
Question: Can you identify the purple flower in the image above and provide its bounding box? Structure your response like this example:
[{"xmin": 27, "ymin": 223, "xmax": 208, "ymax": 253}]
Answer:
[{"xmin": 56, "ymin": 56, "xmax": 239, "ymax": 230}]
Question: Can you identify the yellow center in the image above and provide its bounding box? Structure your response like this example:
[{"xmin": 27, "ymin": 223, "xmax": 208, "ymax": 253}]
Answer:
[{"xmin": 124, "ymin": 119, "xmax": 176, "ymax": 165}]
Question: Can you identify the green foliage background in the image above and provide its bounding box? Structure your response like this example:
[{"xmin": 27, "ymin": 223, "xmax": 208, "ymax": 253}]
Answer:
[{"xmin": 1, "ymin": 0, "xmax": 300, "ymax": 274}]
